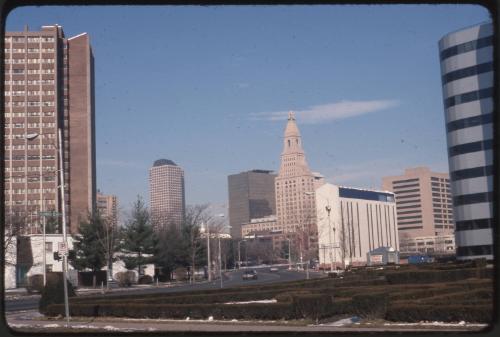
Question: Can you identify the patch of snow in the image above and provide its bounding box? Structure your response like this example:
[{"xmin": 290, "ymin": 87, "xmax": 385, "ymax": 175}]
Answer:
[
  {"xmin": 103, "ymin": 325, "xmax": 122, "ymax": 331},
  {"xmin": 185, "ymin": 317, "xmax": 190, "ymax": 321},
  {"xmin": 208, "ymin": 316, "xmax": 214, "ymax": 321},
  {"xmin": 231, "ymin": 319, "xmax": 238, "ymax": 322},
  {"xmin": 43, "ymin": 323, "xmax": 60, "ymax": 328},
  {"xmin": 224, "ymin": 299, "xmax": 277, "ymax": 304},
  {"xmin": 383, "ymin": 321, "xmax": 487, "ymax": 327}
]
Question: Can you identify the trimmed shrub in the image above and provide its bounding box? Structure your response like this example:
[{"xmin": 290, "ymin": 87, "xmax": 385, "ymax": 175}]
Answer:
[
  {"xmin": 292, "ymin": 294, "xmax": 333, "ymax": 320},
  {"xmin": 27, "ymin": 274, "xmax": 44, "ymax": 293},
  {"xmin": 350, "ymin": 292, "xmax": 388, "ymax": 318},
  {"xmin": 138, "ymin": 275, "xmax": 153, "ymax": 284},
  {"xmin": 115, "ymin": 271, "xmax": 136, "ymax": 287},
  {"xmin": 39, "ymin": 276, "xmax": 76, "ymax": 314},
  {"xmin": 385, "ymin": 268, "xmax": 490, "ymax": 284},
  {"xmin": 386, "ymin": 303, "xmax": 493, "ymax": 323}
]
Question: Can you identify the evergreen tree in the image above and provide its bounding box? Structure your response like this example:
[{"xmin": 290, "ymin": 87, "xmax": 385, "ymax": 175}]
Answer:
[
  {"xmin": 121, "ymin": 196, "xmax": 156, "ymax": 275},
  {"xmin": 71, "ymin": 212, "xmax": 107, "ymax": 287}
]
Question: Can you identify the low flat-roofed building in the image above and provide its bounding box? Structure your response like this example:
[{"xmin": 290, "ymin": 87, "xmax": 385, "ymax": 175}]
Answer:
[{"xmin": 399, "ymin": 234, "xmax": 455, "ymax": 256}]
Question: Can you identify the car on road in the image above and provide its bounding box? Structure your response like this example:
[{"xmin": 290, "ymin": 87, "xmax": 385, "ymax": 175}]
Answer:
[
  {"xmin": 242, "ymin": 270, "xmax": 258, "ymax": 280},
  {"xmin": 269, "ymin": 267, "xmax": 279, "ymax": 272}
]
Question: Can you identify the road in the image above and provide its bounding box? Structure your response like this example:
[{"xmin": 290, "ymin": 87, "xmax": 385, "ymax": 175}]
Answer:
[{"xmin": 4, "ymin": 267, "xmax": 322, "ymax": 312}]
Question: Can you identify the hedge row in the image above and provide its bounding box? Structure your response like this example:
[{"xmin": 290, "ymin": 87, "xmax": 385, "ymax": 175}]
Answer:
[
  {"xmin": 385, "ymin": 303, "xmax": 493, "ymax": 323},
  {"xmin": 385, "ymin": 268, "xmax": 491, "ymax": 284}
]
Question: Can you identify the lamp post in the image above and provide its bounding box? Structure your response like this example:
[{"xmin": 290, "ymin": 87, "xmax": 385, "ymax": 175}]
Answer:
[
  {"xmin": 286, "ymin": 238, "xmax": 292, "ymax": 270},
  {"xmin": 26, "ymin": 129, "xmax": 70, "ymax": 326},
  {"xmin": 325, "ymin": 205, "xmax": 334, "ymax": 272},
  {"xmin": 203, "ymin": 222, "xmax": 211, "ymax": 282},
  {"xmin": 237, "ymin": 239, "xmax": 246, "ymax": 269}
]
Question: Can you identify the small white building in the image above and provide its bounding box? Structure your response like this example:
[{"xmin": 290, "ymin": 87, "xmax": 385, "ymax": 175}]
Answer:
[
  {"xmin": 316, "ymin": 183, "xmax": 399, "ymax": 269},
  {"xmin": 399, "ymin": 234, "xmax": 455, "ymax": 256},
  {"xmin": 15, "ymin": 234, "xmax": 75, "ymax": 287}
]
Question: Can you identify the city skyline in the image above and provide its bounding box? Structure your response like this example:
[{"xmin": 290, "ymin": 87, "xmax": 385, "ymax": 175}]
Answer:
[{"xmin": 5, "ymin": 5, "xmax": 491, "ymax": 211}]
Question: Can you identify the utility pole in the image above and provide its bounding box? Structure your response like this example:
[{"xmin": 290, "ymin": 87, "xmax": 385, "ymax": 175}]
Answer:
[{"xmin": 205, "ymin": 222, "xmax": 211, "ymax": 282}]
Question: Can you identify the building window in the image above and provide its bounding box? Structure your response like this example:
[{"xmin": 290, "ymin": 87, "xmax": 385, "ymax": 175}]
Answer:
[{"xmin": 45, "ymin": 242, "xmax": 53, "ymax": 253}]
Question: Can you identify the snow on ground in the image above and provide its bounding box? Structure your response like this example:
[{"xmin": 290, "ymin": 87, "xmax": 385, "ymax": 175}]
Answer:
[
  {"xmin": 224, "ymin": 299, "xmax": 277, "ymax": 304},
  {"xmin": 383, "ymin": 321, "xmax": 488, "ymax": 327}
]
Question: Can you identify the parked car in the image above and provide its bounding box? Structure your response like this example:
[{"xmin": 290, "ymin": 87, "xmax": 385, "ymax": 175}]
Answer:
[
  {"xmin": 269, "ymin": 267, "xmax": 279, "ymax": 272},
  {"xmin": 242, "ymin": 269, "xmax": 258, "ymax": 280}
]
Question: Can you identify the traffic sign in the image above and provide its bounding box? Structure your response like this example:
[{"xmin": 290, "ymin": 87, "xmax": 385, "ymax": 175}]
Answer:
[{"xmin": 58, "ymin": 242, "xmax": 68, "ymax": 255}]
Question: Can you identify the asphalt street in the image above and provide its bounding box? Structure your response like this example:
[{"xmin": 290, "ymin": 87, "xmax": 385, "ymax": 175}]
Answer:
[{"xmin": 4, "ymin": 267, "xmax": 321, "ymax": 312}]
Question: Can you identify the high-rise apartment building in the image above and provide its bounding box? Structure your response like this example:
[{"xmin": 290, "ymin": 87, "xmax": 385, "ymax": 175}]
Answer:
[
  {"xmin": 4, "ymin": 25, "xmax": 96, "ymax": 234},
  {"xmin": 96, "ymin": 191, "xmax": 118, "ymax": 227},
  {"xmin": 227, "ymin": 169, "xmax": 277, "ymax": 239},
  {"xmin": 438, "ymin": 22, "xmax": 494, "ymax": 260},
  {"xmin": 149, "ymin": 159, "xmax": 185, "ymax": 230},
  {"xmin": 382, "ymin": 167, "xmax": 454, "ymax": 240},
  {"xmin": 275, "ymin": 112, "xmax": 317, "ymax": 250}
]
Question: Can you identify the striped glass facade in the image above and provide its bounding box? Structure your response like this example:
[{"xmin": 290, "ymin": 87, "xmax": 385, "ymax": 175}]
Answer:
[{"xmin": 438, "ymin": 22, "xmax": 494, "ymax": 260}]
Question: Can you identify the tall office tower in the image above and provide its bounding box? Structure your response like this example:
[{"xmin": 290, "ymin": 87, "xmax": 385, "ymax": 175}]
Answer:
[
  {"xmin": 96, "ymin": 191, "xmax": 118, "ymax": 227},
  {"xmin": 149, "ymin": 159, "xmax": 186, "ymax": 230},
  {"xmin": 4, "ymin": 25, "xmax": 96, "ymax": 234},
  {"xmin": 382, "ymin": 167, "xmax": 454, "ymax": 240},
  {"xmin": 227, "ymin": 169, "xmax": 277, "ymax": 239},
  {"xmin": 438, "ymin": 22, "xmax": 494, "ymax": 260},
  {"xmin": 275, "ymin": 112, "xmax": 317, "ymax": 248}
]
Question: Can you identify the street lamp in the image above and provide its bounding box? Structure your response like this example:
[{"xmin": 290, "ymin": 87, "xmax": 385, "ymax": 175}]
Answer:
[
  {"xmin": 202, "ymin": 222, "xmax": 211, "ymax": 282},
  {"xmin": 237, "ymin": 239, "xmax": 246, "ymax": 269},
  {"xmin": 325, "ymin": 205, "xmax": 334, "ymax": 272},
  {"xmin": 286, "ymin": 238, "xmax": 292, "ymax": 270},
  {"xmin": 26, "ymin": 129, "xmax": 70, "ymax": 326}
]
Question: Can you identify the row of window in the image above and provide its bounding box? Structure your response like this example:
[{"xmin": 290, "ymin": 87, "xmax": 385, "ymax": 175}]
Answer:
[
  {"xmin": 453, "ymin": 191, "xmax": 493, "ymax": 206},
  {"xmin": 455, "ymin": 218, "xmax": 493, "ymax": 231},
  {"xmin": 450, "ymin": 165, "xmax": 494, "ymax": 181},
  {"xmin": 448, "ymin": 139, "xmax": 493, "ymax": 157},
  {"xmin": 446, "ymin": 113, "xmax": 492, "ymax": 133},
  {"xmin": 5, "ymin": 176, "xmax": 56, "ymax": 183},
  {"xmin": 392, "ymin": 183, "xmax": 420, "ymax": 191},
  {"xmin": 397, "ymin": 203, "xmax": 421, "ymax": 210},
  {"xmin": 4, "ymin": 58, "xmax": 55, "ymax": 64},
  {"xmin": 6, "ymin": 122, "xmax": 56, "ymax": 128},
  {"xmin": 442, "ymin": 62, "xmax": 493, "ymax": 84},
  {"xmin": 440, "ymin": 35, "xmax": 493, "ymax": 61},
  {"xmin": 5, "ymin": 69, "xmax": 55, "ymax": 75},
  {"xmin": 4, "ymin": 133, "xmax": 56, "ymax": 140},
  {"xmin": 396, "ymin": 193, "xmax": 420, "ymax": 200},
  {"xmin": 7, "ymin": 188, "xmax": 57, "ymax": 194},
  {"xmin": 392, "ymin": 178, "xmax": 419, "ymax": 185},
  {"xmin": 5, "ymin": 166, "xmax": 56, "ymax": 172},
  {"xmin": 394, "ymin": 188, "xmax": 420, "ymax": 194},
  {"xmin": 5, "ymin": 36, "xmax": 55, "ymax": 43},
  {"xmin": 430, "ymin": 176, "xmax": 449, "ymax": 182},
  {"xmin": 397, "ymin": 209, "xmax": 422, "ymax": 215},
  {"xmin": 5, "ymin": 79, "xmax": 55, "ymax": 85},
  {"xmin": 444, "ymin": 87, "xmax": 493, "ymax": 109},
  {"xmin": 10, "ymin": 155, "xmax": 56, "ymax": 160},
  {"xmin": 4, "ymin": 112, "xmax": 55, "ymax": 117},
  {"xmin": 397, "ymin": 199, "xmax": 421, "ymax": 205},
  {"xmin": 4, "ymin": 48, "xmax": 55, "ymax": 53},
  {"xmin": 397, "ymin": 215, "xmax": 422, "ymax": 221},
  {"xmin": 5, "ymin": 91, "xmax": 55, "ymax": 96},
  {"xmin": 398, "ymin": 220, "xmax": 422, "ymax": 225},
  {"xmin": 456, "ymin": 244, "xmax": 492, "ymax": 257},
  {"xmin": 4, "ymin": 199, "xmax": 56, "ymax": 206},
  {"xmin": 5, "ymin": 101, "xmax": 55, "ymax": 107}
]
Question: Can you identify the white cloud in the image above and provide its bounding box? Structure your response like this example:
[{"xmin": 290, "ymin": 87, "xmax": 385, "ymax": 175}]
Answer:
[{"xmin": 251, "ymin": 99, "xmax": 399, "ymax": 124}]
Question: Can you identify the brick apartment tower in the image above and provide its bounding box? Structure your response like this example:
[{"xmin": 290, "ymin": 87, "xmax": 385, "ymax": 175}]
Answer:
[
  {"xmin": 382, "ymin": 167, "xmax": 454, "ymax": 241},
  {"xmin": 3, "ymin": 25, "xmax": 96, "ymax": 234},
  {"xmin": 149, "ymin": 159, "xmax": 186, "ymax": 230},
  {"xmin": 96, "ymin": 191, "xmax": 118, "ymax": 227},
  {"xmin": 275, "ymin": 112, "xmax": 317, "ymax": 254}
]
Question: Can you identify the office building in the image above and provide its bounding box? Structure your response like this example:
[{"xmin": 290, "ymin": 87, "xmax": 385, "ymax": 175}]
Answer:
[
  {"xmin": 241, "ymin": 215, "xmax": 279, "ymax": 236},
  {"xmin": 316, "ymin": 183, "xmax": 398, "ymax": 268},
  {"xmin": 399, "ymin": 234, "xmax": 455, "ymax": 256},
  {"xmin": 96, "ymin": 191, "xmax": 118, "ymax": 227},
  {"xmin": 227, "ymin": 169, "xmax": 277, "ymax": 239},
  {"xmin": 149, "ymin": 159, "xmax": 185, "ymax": 230},
  {"xmin": 439, "ymin": 22, "xmax": 494, "ymax": 260},
  {"xmin": 275, "ymin": 112, "xmax": 317, "ymax": 246},
  {"xmin": 382, "ymin": 167, "xmax": 454, "ymax": 241},
  {"xmin": 4, "ymin": 25, "xmax": 96, "ymax": 234}
]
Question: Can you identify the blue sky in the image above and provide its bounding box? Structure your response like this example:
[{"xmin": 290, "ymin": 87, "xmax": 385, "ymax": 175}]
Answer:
[{"xmin": 6, "ymin": 5, "xmax": 491, "ymax": 215}]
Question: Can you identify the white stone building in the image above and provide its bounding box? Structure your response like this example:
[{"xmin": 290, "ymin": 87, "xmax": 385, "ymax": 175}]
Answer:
[{"xmin": 315, "ymin": 183, "xmax": 399, "ymax": 269}]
